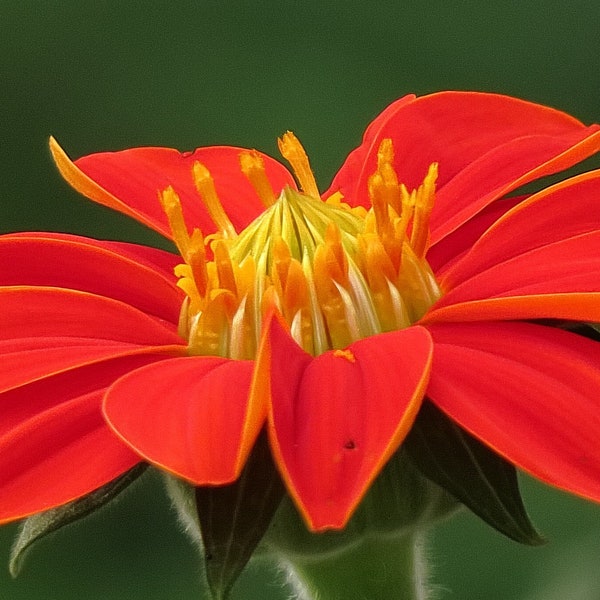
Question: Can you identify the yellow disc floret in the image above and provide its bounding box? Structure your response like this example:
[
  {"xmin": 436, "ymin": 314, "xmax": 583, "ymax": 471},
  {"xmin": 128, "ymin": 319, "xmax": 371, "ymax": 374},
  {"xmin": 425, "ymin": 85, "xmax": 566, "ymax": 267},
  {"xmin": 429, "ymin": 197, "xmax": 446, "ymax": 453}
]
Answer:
[{"xmin": 160, "ymin": 135, "xmax": 442, "ymax": 360}]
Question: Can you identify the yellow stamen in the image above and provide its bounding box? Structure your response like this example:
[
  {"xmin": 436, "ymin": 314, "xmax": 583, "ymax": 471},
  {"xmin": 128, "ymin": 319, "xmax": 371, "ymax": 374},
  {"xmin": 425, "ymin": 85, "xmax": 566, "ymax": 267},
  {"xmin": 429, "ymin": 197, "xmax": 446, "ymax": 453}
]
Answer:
[
  {"xmin": 368, "ymin": 172, "xmax": 393, "ymax": 239},
  {"xmin": 278, "ymin": 131, "xmax": 320, "ymax": 199},
  {"xmin": 396, "ymin": 185, "xmax": 415, "ymax": 249},
  {"xmin": 410, "ymin": 163, "xmax": 438, "ymax": 258},
  {"xmin": 154, "ymin": 133, "xmax": 441, "ymax": 366},
  {"xmin": 312, "ymin": 225, "xmax": 356, "ymax": 349},
  {"xmin": 174, "ymin": 264, "xmax": 202, "ymax": 314},
  {"xmin": 159, "ymin": 186, "xmax": 191, "ymax": 258},
  {"xmin": 192, "ymin": 162, "xmax": 237, "ymax": 239},
  {"xmin": 212, "ymin": 240, "xmax": 238, "ymax": 296},
  {"xmin": 375, "ymin": 138, "xmax": 402, "ymax": 215},
  {"xmin": 188, "ymin": 291, "xmax": 237, "ymax": 357},
  {"xmin": 186, "ymin": 228, "xmax": 209, "ymax": 297},
  {"xmin": 271, "ymin": 238, "xmax": 310, "ymax": 326},
  {"xmin": 369, "ymin": 138, "xmax": 426, "ymax": 273},
  {"xmin": 239, "ymin": 150, "xmax": 277, "ymax": 208},
  {"xmin": 326, "ymin": 191, "xmax": 368, "ymax": 219}
]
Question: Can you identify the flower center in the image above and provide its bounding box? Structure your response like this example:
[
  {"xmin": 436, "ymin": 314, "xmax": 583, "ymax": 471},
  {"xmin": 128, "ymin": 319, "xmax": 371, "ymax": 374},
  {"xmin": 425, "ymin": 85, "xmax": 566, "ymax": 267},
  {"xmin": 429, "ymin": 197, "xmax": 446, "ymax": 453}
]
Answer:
[{"xmin": 160, "ymin": 133, "xmax": 441, "ymax": 359}]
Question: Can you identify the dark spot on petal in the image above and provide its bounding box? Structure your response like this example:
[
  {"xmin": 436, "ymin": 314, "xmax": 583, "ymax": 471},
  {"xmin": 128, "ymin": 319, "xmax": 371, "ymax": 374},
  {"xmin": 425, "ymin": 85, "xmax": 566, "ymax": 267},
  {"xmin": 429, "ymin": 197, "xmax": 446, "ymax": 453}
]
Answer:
[{"xmin": 344, "ymin": 439, "xmax": 356, "ymax": 450}]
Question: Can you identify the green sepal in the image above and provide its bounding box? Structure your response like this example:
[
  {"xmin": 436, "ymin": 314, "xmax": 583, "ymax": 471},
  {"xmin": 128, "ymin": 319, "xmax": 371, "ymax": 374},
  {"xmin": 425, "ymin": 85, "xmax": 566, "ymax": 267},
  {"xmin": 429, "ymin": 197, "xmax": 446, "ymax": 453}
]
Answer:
[
  {"xmin": 9, "ymin": 464, "xmax": 147, "ymax": 577},
  {"xmin": 195, "ymin": 431, "xmax": 285, "ymax": 600},
  {"xmin": 264, "ymin": 447, "xmax": 458, "ymax": 559},
  {"xmin": 404, "ymin": 401, "xmax": 545, "ymax": 545}
]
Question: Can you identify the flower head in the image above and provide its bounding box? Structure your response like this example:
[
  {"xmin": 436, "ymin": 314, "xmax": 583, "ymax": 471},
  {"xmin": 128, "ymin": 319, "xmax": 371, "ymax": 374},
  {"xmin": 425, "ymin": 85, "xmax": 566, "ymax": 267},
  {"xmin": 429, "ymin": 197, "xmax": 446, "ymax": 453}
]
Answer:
[{"xmin": 3, "ymin": 92, "xmax": 600, "ymax": 534}]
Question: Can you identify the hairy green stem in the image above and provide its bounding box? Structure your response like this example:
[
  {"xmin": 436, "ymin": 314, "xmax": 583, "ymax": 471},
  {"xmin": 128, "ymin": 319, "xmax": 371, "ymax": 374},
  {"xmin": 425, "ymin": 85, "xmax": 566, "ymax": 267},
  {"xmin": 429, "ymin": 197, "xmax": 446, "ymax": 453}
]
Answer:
[{"xmin": 280, "ymin": 531, "xmax": 431, "ymax": 600}]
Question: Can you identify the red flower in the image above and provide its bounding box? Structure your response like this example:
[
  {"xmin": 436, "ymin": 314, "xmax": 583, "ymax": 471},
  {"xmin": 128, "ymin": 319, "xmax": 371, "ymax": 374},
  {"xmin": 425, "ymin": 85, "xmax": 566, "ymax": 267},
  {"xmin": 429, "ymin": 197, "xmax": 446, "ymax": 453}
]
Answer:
[{"xmin": 3, "ymin": 92, "xmax": 600, "ymax": 532}]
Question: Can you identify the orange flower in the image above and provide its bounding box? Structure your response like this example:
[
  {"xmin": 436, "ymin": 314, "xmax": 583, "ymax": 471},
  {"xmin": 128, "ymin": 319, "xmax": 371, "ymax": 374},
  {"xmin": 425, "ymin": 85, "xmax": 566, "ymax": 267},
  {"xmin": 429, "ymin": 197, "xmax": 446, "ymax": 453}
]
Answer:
[{"xmin": 3, "ymin": 92, "xmax": 600, "ymax": 532}]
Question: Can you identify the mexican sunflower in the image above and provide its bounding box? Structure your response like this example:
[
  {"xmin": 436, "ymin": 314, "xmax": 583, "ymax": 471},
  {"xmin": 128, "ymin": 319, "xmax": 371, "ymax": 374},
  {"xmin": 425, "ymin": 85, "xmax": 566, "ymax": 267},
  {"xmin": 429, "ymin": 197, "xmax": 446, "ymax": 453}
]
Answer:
[{"xmin": 3, "ymin": 91, "xmax": 600, "ymax": 534}]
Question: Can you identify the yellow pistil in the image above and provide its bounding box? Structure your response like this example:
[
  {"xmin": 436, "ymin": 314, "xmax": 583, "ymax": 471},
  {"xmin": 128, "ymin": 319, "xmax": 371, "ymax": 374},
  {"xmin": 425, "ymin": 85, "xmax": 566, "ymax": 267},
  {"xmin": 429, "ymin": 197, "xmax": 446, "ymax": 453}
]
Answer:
[
  {"xmin": 277, "ymin": 131, "xmax": 321, "ymax": 199},
  {"xmin": 192, "ymin": 162, "xmax": 237, "ymax": 239},
  {"xmin": 161, "ymin": 134, "xmax": 442, "ymax": 360},
  {"xmin": 239, "ymin": 150, "xmax": 277, "ymax": 208},
  {"xmin": 159, "ymin": 186, "xmax": 192, "ymax": 258}
]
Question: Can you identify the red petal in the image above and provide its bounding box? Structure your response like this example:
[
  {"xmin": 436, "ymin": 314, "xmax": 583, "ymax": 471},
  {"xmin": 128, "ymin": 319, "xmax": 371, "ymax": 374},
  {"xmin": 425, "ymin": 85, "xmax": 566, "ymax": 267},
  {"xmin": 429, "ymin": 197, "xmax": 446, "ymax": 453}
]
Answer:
[
  {"xmin": 103, "ymin": 357, "xmax": 262, "ymax": 484},
  {"xmin": 265, "ymin": 317, "xmax": 432, "ymax": 531},
  {"xmin": 51, "ymin": 138, "xmax": 296, "ymax": 238},
  {"xmin": 0, "ymin": 337, "xmax": 185, "ymax": 394},
  {"xmin": 427, "ymin": 321, "xmax": 600, "ymax": 503},
  {"xmin": 0, "ymin": 233, "xmax": 182, "ymax": 323},
  {"xmin": 441, "ymin": 170, "xmax": 600, "ymax": 289},
  {"xmin": 6, "ymin": 231, "xmax": 180, "ymax": 281},
  {"xmin": 325, "ymin": 92, "xmax": 600, "ymax": 240},
  {"xmin": 425, "ymin": 171, "xmax": 600, "ymax": 323},
  {"xmin": 426, "ymin": 195, "xmax": 525, "ymax": 276},
  {"xmin": 430, "ymin": 130, "xmax": 600, "ymax": 244},
  {"xmin": 0, "ymin": 355, "xmax": 168, "ymax": 523},
  {"xmin": 0, "ymin": 287, "xmax": 183, "ymax": 344}
]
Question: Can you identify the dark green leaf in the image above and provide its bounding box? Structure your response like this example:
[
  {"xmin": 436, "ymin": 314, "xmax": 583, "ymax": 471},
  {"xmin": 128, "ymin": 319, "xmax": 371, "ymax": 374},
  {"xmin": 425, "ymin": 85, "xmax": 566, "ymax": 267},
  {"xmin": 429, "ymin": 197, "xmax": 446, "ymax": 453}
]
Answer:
[
  {"xmin": 570, "ymin": 322, "xmax": 600, "ymax": 342},
  {"xmin": 404, "ymin": 401, "xmax": 544, "ymax": 545},
  {"xmin": 195, "ymin": 431, "xmax": 285, "ymax": 600},
  {"xmin": 10, "ymin": 464, "xmax": 147, "ymax": 577},
  {"xmin": 537, "ymin": 320, "xmax": 600, "ymax": 342}
]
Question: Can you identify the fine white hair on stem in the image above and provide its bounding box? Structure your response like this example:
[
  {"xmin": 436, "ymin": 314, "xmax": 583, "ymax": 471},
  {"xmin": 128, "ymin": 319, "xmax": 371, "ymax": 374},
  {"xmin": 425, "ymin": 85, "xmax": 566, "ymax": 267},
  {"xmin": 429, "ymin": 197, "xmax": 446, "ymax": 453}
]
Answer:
[{"xmin": 274, "ymin": 531, "xmax": 438, "ymax": 600}]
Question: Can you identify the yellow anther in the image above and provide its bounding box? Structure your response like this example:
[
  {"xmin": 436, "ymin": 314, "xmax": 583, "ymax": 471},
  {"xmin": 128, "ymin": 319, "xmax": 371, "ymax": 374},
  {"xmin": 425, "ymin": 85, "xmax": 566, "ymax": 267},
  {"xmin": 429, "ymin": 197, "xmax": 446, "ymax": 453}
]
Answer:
[
  {"xmin": 375, "ymin": 138, "xmax": 402, "ymax": 214},
  {"xmin": 278, "ymin": 131, "xmax": 320, "ymax": 199},
  {"xmin": 312, "ymin": 225, "xmax": 355, "ymax": 349},
  {"xmin": 396, "ymin": 185, "xmax": 415, "ymax": 247},
  {"xmin": 186, "ymin": 228, "xmax": 209, "ymax": 297},
  {"xmin": 356, "ymin": 234, "xmax": 400, "ymax": 332},
  {"xmin": 333, "ymin": 349, "xmax": 356, "ymax": 363},
  {"xmin": 282, "ymin": 260, "xmax": 310, "ymax": 323},
  {"xmin": 410, "ymin": 163, "xmax": 438, "ymax": 258},
  {"xmin": 239, "ymin": 150, "xmax": 277, "ymax": 208},
  {"xmin": 377, "ymin": 138, "xmax": 394, "ymax": 167},
  {"xmin": 322, "ymin": 223, "xmax": 349, "ymax": 287},
  {"xmin": 192, "ymin": 162, "xmax": 237, "ymax": 239},
  {"xmin": 212, "ymin": 239, "xmax": 238, "ymax": 296},
  {"xmin": 189, "ymin": 291, "xmax": 237, "ymax": 357},
  {"xmin": 174, "ymin": 264, "xmax": 202, "ymax": 315},
  {"xmin": 357, "ymin": 234, "xmax": 397, "ymax": 287},
  {"xmin": 272, "ymin": 237, "xmax": 292, "ymax": 291},
  {"xmin": 368, "ymin": 172, "xmax": 393, "ymax": 238},
  {"xmin": 159, "ymin": 186, "xmax": 191, "ymax": 258},
  {"xmin": 271, "ymin": 238, "xmax": 310, "ymax": 326}
]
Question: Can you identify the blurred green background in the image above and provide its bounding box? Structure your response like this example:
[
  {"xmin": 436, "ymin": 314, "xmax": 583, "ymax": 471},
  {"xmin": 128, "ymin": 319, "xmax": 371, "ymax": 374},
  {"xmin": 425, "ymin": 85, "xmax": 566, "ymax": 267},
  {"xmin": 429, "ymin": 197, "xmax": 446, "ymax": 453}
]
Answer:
[{"xmin": 2, "ymin": 1, "xmax": 600, "ymax": 598}]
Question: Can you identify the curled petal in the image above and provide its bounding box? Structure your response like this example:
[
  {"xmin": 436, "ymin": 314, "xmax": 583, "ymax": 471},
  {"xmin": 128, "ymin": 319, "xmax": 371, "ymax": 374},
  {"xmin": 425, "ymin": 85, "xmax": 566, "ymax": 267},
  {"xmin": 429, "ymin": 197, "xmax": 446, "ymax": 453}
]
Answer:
[
  {"xmin": 427, "ymin": 321, "xmax": 600, "ymax": 503},
  {"xmin": 264, "ymin": 315, "xmax": 432, "ymax": 531},
  {"xmin": 51, "ymin": 138, "xmax": 297, "ymax": 238},
  {"xmin": 103, "ymin": 357, "xmax": 262, "ymax": 484}
]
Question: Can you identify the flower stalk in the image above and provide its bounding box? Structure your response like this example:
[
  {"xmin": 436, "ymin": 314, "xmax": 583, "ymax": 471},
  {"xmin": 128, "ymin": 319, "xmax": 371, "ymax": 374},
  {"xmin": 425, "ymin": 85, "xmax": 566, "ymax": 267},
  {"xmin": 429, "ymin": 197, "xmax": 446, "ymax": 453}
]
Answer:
[{"xmin": 282, "ymin": 532, "xmax": 430, "ymax": 600}]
